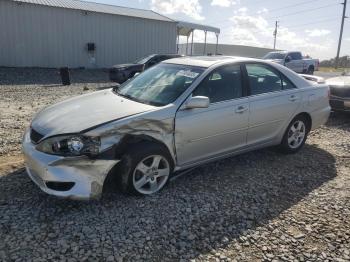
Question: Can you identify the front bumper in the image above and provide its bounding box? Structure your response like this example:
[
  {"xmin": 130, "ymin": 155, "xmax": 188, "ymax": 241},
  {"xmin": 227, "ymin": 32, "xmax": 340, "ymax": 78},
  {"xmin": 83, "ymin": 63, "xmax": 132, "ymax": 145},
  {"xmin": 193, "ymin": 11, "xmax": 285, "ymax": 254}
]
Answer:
[
  {"xmin": 22, "ymin": 129, "xmax": 118, "ymax": 200},
  {"xmin": 329, "ymin": 96, "xmax": 350, "ymax": 112}
]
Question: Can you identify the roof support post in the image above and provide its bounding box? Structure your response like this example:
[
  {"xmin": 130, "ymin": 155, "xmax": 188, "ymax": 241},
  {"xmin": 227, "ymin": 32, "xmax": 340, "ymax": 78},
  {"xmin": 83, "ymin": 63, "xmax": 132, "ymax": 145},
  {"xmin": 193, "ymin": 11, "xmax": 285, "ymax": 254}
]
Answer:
[
  {"xmin": 215, "ymin": 33, "xmax": 219, "ymax": 55},
  {"xmin": 186, "ymin": 34, "xmax": 189, "ymax": 55},
  {"xmin": 191, "ymin": 30, "xmax": 194, "ymax": 56},
  {"xmin": 203, "ymin": 30, "xmax": 207, "ymax": 55},
  {"xmin": 176, "ymin": 29, "xmax": 180, "ymax": 54}
]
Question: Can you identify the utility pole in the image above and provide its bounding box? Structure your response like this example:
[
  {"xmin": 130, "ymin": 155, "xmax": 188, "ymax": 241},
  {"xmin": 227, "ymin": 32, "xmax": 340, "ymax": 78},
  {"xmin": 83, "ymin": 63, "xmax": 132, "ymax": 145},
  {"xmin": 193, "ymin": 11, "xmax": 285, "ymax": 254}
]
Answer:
[
  {"xmin": 335, "ymin": 0, "xmax": 347, "ymax": 69},
  {"xmin": 273, "ymin": 21, "xmax": 279, "ymax": 50}
]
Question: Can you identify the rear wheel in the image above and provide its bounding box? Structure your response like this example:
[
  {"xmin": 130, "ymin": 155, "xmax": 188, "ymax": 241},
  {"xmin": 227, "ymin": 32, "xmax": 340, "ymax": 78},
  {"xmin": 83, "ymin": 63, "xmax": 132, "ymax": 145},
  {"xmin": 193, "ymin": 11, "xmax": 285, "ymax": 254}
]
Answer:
[
  {"xmin": 280, "ymin": 116, "xmax": 309, "ymax": 154},
  {"xmin": 307, "ymin": 66, "xmax": 314, "ymax": 75},
  {"xmin": 117, "ymin": 142, "xmax": 173, "ymax": 195}
]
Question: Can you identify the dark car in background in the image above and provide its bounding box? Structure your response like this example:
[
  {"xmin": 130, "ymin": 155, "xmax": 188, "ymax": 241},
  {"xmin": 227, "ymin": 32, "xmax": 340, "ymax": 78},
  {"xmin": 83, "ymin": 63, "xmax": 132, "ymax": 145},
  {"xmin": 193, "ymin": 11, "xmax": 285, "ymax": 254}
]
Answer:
[
  {"xmin": 326, "ymin": 75, "xmax": 350, "ymax": 112},
  {"xmin": 109, "ymin": 54, "xmax": 182, "ymax": 83}
]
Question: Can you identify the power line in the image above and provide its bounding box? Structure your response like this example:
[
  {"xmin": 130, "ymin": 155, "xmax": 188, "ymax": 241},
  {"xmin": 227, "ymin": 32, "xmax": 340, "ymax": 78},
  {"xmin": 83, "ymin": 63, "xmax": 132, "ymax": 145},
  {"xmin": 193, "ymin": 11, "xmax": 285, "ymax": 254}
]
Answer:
[
  {"xmin": 268, "ymin": 0, "xmax": 331, "ymax": 13},
  {"xmin": 205, "ymin": 0, "xmax": 337, "ymax": 26},
  {"xmin": 285, "ymin": 17, "xmax": 340, "ymax": 29},
  {"xmin": 268, "ymin": 3, "xmax": 340, "ymax": 20},
  {"xmin": 206, "ymin": 2, "xmax": 339, "ymax": 31},
  {"xmin": 195, "ymin": 1, "xmax": 342, "ymax": 47},
  {"xmin": 215, "ymin": 16, "xmax": 340, "ymax": 46},
  {"xmin": 218, "ymin": 15, "xmax": 339, "ymax": 32}
]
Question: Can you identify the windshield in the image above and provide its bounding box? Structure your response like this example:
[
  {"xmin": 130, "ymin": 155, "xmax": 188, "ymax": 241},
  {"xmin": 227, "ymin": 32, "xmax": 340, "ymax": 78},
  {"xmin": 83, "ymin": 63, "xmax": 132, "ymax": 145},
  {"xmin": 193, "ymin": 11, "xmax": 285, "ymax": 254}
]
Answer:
[
  {"xmin": 115, "ymin": 63, "xmax": 205, "ymax": 106},
  {"xmin": 134, "ymin": 55, "xmax": 155, "ymax": 64},
  {"xmin": 263, "ymin": 52, "xmax": 287, "ymax": 60}
]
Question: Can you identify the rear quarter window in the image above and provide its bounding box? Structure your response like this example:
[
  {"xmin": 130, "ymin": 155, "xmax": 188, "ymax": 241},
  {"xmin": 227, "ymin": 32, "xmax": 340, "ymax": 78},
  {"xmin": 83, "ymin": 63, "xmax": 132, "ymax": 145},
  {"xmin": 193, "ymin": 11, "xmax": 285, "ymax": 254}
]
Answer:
[{"xmin": 246, "ymin": 64, "xmax": 283, "ymax": 95}]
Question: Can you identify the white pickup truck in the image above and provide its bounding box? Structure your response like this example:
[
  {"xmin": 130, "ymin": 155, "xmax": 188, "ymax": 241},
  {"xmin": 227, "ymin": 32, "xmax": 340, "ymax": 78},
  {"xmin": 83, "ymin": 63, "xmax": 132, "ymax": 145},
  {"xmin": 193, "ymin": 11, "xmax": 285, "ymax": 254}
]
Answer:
[{"xmin": 263, "ymin": 51, "xmax": 319, "ymax": 75}]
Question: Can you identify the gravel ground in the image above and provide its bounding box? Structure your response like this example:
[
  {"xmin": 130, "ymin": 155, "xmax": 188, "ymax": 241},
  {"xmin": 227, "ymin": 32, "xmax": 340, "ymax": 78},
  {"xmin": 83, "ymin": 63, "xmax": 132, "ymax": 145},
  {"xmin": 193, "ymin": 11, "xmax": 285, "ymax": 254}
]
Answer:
[
  {"xmin": 0, "ymin": 68, "xmax": 349, "ymax": 261},
  {"xmin": 0, "ymin": 67, "xmax": 114, "ymax": 156}
]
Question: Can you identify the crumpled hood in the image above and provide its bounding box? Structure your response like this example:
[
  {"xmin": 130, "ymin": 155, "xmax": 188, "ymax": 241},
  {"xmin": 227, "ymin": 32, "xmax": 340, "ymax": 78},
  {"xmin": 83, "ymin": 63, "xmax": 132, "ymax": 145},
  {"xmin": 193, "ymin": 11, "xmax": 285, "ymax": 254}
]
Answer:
[
  {"xmin": 265, "ymin": 59, "xmax": 285, "ymax": 65},
  {"xmin": 31, "ymin": 89, "xmax": 154, "ymax": 137}
]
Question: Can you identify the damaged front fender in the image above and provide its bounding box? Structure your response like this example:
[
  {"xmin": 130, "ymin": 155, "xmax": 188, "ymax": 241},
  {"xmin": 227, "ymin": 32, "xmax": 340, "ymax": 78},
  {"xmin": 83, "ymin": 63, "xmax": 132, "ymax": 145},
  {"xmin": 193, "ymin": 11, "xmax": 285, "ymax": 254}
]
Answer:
[{"xmin": 85, "ymin": 116, "xmax": 176, "ymax": 164}]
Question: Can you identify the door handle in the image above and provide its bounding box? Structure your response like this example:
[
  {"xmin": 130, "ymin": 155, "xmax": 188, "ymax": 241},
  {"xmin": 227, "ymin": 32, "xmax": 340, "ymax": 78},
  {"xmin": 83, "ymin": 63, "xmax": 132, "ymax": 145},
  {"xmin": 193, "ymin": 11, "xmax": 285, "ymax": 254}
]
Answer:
[
  {"xmin": 235, "ymin": 106, "xmax": 248, "ymax": 113},
  {"xmin": 289, "ymin": 95, "xmax": 298, "ymax": 102}
]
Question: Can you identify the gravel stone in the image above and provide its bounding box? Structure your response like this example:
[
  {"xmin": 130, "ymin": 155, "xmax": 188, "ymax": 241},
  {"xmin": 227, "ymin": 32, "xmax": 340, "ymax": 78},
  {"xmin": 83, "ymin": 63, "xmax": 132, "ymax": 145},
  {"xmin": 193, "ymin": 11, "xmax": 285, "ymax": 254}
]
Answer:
[{"xmin": 0, "ymin": 68, "xmax": 349, "ymax": 261}]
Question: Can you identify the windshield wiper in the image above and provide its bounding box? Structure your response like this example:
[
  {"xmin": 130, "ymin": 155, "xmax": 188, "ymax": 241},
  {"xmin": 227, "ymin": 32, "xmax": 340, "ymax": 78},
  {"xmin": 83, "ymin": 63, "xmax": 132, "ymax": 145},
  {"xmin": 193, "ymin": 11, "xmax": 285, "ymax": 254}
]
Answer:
[
  {"xmin": 116, "ymin": 91, "xmax": 134, "ymax": 100},
  {"xmin": 114, "ymin": 89, "xmax": 146, "ymax": 104},
  {"xmin": 115, "ymin": 90, "xmax": 164, "ymax": 107}
]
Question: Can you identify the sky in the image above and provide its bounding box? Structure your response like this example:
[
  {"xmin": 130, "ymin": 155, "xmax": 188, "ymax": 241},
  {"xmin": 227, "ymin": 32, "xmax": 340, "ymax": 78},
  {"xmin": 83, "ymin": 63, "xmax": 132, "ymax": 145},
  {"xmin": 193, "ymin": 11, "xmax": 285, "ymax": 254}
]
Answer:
[{"xmin": 82, "ymin": 0, "xmax": 349, "ymax": 60}]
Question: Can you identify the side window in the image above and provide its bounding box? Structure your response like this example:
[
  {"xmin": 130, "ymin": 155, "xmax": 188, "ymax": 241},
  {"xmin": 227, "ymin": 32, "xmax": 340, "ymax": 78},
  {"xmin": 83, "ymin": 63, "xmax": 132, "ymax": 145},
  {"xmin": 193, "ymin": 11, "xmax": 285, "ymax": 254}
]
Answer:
[
  {"xmin": 281, "ymin": 74, "xmax": 297, "ymax": 90},
  {"xmin": 246, "ymin": 64, "xmax": 282, "ymax": 95},
  {"xmin": 193, "ymin": 64, "xmax": 243, "ymax": 103},
  {"xmin": 158, "ymin": 55, "xmax": 168, "ymax": 62},
  {"xmin": 145, "ymin": 57, "xmax": 158, "ymax": 68},
  {"xmin": 290, "ymin": 52, "xmax": 302, "ymax": 60}
]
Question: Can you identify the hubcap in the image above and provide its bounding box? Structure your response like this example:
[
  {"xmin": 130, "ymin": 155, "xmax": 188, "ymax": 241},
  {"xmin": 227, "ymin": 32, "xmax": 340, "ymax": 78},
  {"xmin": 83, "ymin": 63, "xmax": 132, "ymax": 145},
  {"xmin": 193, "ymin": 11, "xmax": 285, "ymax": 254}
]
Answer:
[
  {"xmin": 133, "ymin": 155, "xmax": 170, "ymax": 195},
  {"xmin": 288, "ymin": 120, "xmax": 306, "ymax": 149}
]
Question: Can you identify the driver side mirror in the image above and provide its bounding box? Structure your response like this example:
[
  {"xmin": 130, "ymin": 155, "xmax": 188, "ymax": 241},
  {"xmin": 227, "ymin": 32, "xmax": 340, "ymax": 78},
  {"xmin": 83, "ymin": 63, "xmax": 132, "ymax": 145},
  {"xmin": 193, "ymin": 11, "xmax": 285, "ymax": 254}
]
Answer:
[
  {"xmin": 285, "ymin": 56, "xmax": 292, "ymax": 63},
  {"xmin": 183, "ymin": 96, "xmax": 210, "ymax": 109}
]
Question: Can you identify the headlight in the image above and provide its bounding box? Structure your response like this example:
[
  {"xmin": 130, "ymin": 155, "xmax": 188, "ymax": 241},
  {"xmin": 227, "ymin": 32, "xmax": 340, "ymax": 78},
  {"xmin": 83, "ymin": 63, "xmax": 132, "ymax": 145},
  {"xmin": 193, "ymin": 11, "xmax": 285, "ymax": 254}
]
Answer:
[{"xmin": 36, "ymin": 135, "xmax": 100, "ymax": 156}]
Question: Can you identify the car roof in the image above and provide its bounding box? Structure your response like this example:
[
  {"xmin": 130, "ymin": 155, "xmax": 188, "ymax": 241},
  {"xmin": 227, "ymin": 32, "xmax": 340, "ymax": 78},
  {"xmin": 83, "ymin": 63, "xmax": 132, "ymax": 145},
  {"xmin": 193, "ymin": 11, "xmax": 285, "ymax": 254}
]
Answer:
[
  {"xmin": 152, "ymin": 54, "xmax": 182, "ymax": 56},
  {"xmin": 163, "ymin": 55, "xmax": 313, "ymax": 88},
  {"xmin": 163, "ymin": 56, "xmax": 258, "ymax": 68},
  {"xmin": 268, "ymin": 51, "xmax": 301, "ymax": 54}
]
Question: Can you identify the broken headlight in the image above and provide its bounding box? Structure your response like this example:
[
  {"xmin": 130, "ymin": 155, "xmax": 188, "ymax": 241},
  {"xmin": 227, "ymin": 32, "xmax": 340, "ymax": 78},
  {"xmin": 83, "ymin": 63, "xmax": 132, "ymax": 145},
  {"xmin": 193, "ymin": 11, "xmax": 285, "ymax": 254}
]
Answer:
[{"xmin": 36, "ymin": 135, "xmax": 101, "ymax": 156}]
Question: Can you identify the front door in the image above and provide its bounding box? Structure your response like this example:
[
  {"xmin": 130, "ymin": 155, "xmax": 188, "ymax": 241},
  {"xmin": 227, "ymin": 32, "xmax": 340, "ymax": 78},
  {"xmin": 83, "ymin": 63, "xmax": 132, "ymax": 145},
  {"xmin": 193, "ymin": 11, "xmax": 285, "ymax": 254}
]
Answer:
[{"xmin": 175, "ymin": 64, "xmax": 249, "ymax": 166}]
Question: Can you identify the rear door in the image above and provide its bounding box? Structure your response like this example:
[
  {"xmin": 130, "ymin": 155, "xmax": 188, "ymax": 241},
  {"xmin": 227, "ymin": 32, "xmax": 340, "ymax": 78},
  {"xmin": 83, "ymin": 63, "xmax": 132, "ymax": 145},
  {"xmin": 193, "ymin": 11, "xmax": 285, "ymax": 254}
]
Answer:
[
  {"xmin": 244, "ymin": 63, "xmax": 301, "ymax": 145},
  {"xmin": 175, "ymin": 64, "xmax": 249, "ymax": 166}
]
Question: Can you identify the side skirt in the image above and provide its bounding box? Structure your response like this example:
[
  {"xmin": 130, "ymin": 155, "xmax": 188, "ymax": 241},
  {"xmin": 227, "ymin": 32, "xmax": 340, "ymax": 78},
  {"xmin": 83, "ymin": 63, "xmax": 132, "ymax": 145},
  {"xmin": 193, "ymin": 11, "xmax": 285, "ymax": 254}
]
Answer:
[{"xmin": 174, "ymin": 140, "xmax": 278, "ymax": 172}]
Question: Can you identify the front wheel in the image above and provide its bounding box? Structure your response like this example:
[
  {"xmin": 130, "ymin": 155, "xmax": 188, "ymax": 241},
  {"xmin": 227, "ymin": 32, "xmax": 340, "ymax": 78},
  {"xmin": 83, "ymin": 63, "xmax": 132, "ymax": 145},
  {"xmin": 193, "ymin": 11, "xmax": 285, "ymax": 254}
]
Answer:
[
  {"xmin": 117, "ymin": 142, "xmax": 173, "ymax": 195},
  {"xmin": 279, "ymin": 116, "xmax": 309, "ymax": 154}
]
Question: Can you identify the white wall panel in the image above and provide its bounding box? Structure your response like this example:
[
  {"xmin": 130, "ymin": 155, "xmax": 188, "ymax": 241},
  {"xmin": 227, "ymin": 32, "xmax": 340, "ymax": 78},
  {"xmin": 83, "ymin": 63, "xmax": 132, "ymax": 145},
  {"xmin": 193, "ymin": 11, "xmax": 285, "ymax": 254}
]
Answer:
[
  {"xmin": 178, "ymin": 43, "xmax": 276, "ymax": 58},
  {"xmin": 0, "ymin": 0, "xmax": 177, "ymax": 68}
]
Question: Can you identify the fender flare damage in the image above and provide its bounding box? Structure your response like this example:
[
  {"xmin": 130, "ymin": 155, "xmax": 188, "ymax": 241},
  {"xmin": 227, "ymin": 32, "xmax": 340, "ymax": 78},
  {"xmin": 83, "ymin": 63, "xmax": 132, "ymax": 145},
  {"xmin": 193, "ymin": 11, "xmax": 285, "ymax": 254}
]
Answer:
[{"xmin": 83, "ymin": 117, "xmax": 176, "ymax": 197}]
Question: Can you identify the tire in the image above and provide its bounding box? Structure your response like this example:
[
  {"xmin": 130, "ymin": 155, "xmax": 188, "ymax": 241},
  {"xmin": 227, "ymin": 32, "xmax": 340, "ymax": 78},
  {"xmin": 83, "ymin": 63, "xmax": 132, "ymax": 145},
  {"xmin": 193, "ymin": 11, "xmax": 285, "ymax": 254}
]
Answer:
[
  {"xmin": 279, "ymin": 115, "xmax": 310, "ymax": 154},
  {"xmin": 307, "ymin": 66, "xmax": 314, "ymax": 75},
  {"xmin": 117, "ymin": 142, "xmax": 174, "ymax": 196}
]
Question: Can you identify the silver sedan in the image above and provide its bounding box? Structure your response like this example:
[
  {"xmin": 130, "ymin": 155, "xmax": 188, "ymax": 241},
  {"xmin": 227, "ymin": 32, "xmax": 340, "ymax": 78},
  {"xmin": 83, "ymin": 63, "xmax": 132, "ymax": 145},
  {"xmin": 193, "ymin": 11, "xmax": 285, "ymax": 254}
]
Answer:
[{"xmin": 22, "ymin": 56, "xmax": 331, "ymax": 199}]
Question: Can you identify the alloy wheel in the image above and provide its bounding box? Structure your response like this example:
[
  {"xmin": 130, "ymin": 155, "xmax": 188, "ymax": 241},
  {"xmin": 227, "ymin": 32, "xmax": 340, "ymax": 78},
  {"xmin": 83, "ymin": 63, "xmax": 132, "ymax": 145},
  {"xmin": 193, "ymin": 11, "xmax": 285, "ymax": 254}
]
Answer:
[
  {"xmin": 287, "ymin": 120, "xmax": 306, "ymax": 149},
  {"xmin": 132, "ymin": 155, "xmax": 170, "ymax": 195}
]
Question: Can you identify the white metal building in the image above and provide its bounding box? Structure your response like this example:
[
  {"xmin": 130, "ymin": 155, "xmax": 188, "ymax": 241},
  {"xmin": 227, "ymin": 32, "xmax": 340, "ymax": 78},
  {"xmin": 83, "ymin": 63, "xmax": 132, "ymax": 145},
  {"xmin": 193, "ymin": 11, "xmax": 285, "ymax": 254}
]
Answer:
[
  {"xmin": 0, "ymin": 0, "xmax": 220, "ymax": 68},
  {"xmin": 178, "ymin": 43, "xmax": 276, "ymax": 58},
  {"xmin": 0, "ymin": 0, "xmax": 175, "ymax": 68}
]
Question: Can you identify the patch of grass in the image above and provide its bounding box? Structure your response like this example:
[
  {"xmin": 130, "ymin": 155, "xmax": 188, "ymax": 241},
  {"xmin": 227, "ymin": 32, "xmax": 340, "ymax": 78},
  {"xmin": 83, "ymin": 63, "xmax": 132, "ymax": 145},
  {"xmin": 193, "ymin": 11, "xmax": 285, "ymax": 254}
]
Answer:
[{"xmin": 319, "ymin": 67, "xmax": 349, "ymax": 73}]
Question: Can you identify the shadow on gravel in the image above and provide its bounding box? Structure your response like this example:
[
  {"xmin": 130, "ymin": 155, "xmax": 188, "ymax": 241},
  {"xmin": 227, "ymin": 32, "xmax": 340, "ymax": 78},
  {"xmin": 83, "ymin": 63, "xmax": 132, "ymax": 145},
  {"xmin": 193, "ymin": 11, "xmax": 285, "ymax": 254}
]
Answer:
[
  {"xmin": 325, "ymin": 112, "xmax": 350, "ymax": 132},
  {"xmin": 0, "ymin": 145, "xmax": 336, "ymax": 261},
  {"xmin": 0, "ymin": 67, "xmax": 111, "ymax": 86}
]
